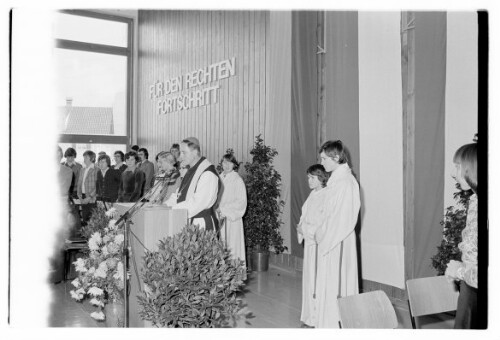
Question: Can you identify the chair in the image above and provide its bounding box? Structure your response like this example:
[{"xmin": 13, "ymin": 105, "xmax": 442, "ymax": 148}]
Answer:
[
  {"xmin": 406, "ymin": 276, "xmax": 459, "ymax": 329},
  {"xmin": 337, "ymin": 290, "xmax": 398, "ymax": 328},
  {"xmin": 63, "ymin": 241, "xmax": 88, "ymax": 281}
]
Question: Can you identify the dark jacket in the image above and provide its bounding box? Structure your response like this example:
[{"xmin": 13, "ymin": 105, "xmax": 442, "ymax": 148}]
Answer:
[{"xmin": 96, "ymin": 168, "xmax": 121, "ymax": 202}]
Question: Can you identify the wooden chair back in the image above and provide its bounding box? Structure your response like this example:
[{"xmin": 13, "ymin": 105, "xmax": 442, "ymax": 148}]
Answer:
[
  {"xmin": 337, "ymin": 290, "xmax": 398, "ymax": 329},
  {"xmin": 406, "ymin": 275, "xmax": 459, "ymax": 328}
]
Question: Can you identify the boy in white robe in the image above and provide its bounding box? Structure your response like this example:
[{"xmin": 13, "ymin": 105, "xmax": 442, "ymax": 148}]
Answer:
[
  {"xmin": 297, "ymin": 164, "xmax": 329, "ymax": 327},
  {"xmin": 316, "ymin": 140, "xmax": 360, "ymax": 328}
]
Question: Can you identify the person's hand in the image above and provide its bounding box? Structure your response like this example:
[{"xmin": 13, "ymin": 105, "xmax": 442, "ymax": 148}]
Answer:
[{"xmin": 445, "ymin": 260, "xmax": 463, "ymax": 281}]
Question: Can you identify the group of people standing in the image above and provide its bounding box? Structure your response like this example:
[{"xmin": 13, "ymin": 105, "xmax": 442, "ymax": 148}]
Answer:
[
  {"xmin": 58, "ymin": 144, "xmax": 184, "ymax": 224},
  {"xmin": 57, "ymin": 137, "xmax": 249, "ymax": 271},
  {"xmin": 57, "ymin": 135, "xmax": 478, "ymax": 329},
  {"xmin": 296, "ymin": 140, "xmax": 478, "ymax": 329},
  {"xmin": 297, "ymin": 140, "xmax": 360, "ymax": 328}
]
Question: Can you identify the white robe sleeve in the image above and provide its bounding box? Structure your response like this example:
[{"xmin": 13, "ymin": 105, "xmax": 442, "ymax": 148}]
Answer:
[
  {"xmin": 220, "ymin": 176, "xmax": 247, "ymax": 221},
  {"xmin": 297, "ymin": 195, "xmax": 311, "ymax": 245},
  {"xmin": 173, "ymin": 171, "xmax": 219, "ymax": 218},
  {"xmin": 316, "ymin": 179, "xmax": 360, "ymax": 256}
]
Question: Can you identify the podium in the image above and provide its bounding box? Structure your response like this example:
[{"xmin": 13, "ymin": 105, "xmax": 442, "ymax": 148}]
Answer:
[{"xmin": 115, "ymin": 203, "xmax": 188, "ymax": 327}]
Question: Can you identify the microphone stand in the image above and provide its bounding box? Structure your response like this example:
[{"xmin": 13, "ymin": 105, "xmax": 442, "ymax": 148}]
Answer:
[{"xmin": 114, "ymin": 178, "xmax": 165, "ymax": 328}]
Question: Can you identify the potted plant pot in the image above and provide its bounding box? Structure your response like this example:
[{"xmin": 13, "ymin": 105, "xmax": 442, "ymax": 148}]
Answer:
[{"xmin": 251, "ymin": 246, "xmax": 269, "ymax": 272}]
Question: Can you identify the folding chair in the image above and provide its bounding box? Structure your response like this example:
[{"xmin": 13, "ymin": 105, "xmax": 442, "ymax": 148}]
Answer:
[
  {"xmin": 337, "ymin": 290, "xmax": 398, "ymax": 328},
  {"xmin": 406, "ymin": 275, "xmax": 459, "ymax": 329}
]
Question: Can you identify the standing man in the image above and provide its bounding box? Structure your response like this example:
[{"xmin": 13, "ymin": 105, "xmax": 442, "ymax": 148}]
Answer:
[
  {"xmin": 63, "ymin": 147, "xmax": 82, "ymax": 199},
  {"xmin": 315, "ymin": 140, "xmax": 360, "ymax": 328},
  {"xmin": 58, "ymin": 146, "xmax": 73, "ymax": 199},
  {"xmin": 96, "ymin": 154, "xmax": 121, "ymax": 207},
  {"xmin": 165, "ymin": 137, "xmax": 221, "ymax": 231},
  {"xmin": 112, "ymin": 150, "xmax": 127, "ymax": 173},
  {"xmin": 77, "ymin": 150, "xmax": 98, "ymax": 225},
  {"xmin": 138, "ymin": 147, "xmax": 155, "ymax": 193}
]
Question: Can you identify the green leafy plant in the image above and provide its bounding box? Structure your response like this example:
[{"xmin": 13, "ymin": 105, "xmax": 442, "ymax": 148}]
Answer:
[
  {"xmin": 137, "ymin": 224, "xmax": 248, "ymax": 328},
  {"xmin": 431, "ymin": 184, "xmax": 474, "ymax": 275},
  {"xmin": 243, "ymin": 135, "xmax": 287, "ymax": 253},
  {"xmin": 80, "ymin": 204, "xmax": 111, "ymax": 240}
]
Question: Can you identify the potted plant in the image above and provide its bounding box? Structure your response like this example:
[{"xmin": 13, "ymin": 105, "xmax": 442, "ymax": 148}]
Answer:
[
  {"xmin": 137, "ymin": 224, "xmax": 248, "ymax": 327},
  {"xmin": 431, "ymin": 183, "xmax": 474, "ymax": 275},
  {"xmin": 243, "ymin": 135, "xmax": 287, "ymax": 271},
  {"xmin": 69, "ymin": 207, "xmax": 125, "ymax": 326}
]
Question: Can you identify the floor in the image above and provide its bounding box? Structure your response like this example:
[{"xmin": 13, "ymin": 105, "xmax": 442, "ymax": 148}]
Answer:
[{"xmin": 48, "ymin": 264, "xmax": 454, "ymax": 328}]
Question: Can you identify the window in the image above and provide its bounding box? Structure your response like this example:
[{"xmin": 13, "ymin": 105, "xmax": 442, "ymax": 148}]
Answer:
[{"xmin": 54, "ymin": 10, "xmax": 132, "ymax": 148}]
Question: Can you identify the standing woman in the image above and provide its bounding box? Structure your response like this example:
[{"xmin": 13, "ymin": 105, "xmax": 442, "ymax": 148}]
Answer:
[
  {"xmin": 217, "ymin": 153, "xmax": 247, "ymax": 270},
  {"xmin": 297, "ymin": 164, "xmax": 329, "ymax": 328},
  {"xmin": 445, "ymin": 142, "xmax": 478, "ymax": 329},
  {"xmin": 117, "ymin": 151, "xmax": 146, "ymax": 203}
]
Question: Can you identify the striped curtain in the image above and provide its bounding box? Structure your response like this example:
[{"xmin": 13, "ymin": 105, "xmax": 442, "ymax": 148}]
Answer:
[{"xmin": 290, "ymin": 11, "xmax": 478, "ymax": 288}]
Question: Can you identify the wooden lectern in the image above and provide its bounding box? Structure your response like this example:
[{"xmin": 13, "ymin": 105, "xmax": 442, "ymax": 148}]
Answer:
[{"xmin": 115, "ymin": 203, "xmax": 188, "ymax": 327}]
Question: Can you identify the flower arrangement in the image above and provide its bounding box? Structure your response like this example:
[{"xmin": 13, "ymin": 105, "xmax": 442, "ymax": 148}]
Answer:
[
  {"xmin": 137, "ymin": 224, "xmax": 248, "ymax": 327},
  {"xmin": 80, "ymin": 203, "xmax": 111, "ymax": 239},
  {"xmin": 70, "ymin": 207, "xmax": 125, "ymax": 322}
]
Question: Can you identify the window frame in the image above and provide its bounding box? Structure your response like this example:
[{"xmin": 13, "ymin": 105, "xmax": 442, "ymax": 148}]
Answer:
[{"xmin": 55, "ymin": 9, "xmax": 133, "ymax": 145}]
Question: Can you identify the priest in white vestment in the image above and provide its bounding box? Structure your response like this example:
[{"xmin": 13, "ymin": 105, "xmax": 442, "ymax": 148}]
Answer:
[
  {"xmin": 316, "ymin": 140, "xmax": 360, "ymax": 328},
  {"xmin": 218, "ymin": 153, "xmax": 247, "ymax": 270},
  {"xmin": 165, "ymin": 137, "xmax": 221, "ymax": 231},
  {"xmin": 297, "ymin": 164, "xmax": 329, "ymax": 327}
]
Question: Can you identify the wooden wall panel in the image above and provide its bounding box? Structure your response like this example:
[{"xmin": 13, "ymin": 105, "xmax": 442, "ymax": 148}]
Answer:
[{"xmin": 137, "ymin": 10, "xmax": 270, "ymax": 166}]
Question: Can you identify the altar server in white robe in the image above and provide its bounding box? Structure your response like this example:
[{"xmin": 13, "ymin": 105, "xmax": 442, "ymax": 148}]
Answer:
[
  {"xmin": 316, "ymin": 140, "xmax": 360, "ymax": 328},
  {"xmin": 165, "ymin": 137, "xmax": 221, "ymax": 231},
  {"xmin": 218, "ymin": 153, "xmax": 247, "ymax": 268},
  {"xmin": 297, "ymin": 164, "xmax": 329, "ymax": 327}
]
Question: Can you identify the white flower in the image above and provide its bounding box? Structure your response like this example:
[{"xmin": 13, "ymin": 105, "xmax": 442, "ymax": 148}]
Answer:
[
  {"xmin": 70, "ymin": 290, "xmax": 82, "ymax": 301},
  {"xmin": 107, "ymin": 242, "xmax": 120, "ymax": 254},
  {"xmin": 106, "ymin": 258, "xmax": 117, "ymax": 269},
  {"xmin": 103, "ymin": 235, "xmax": 111, "ymax": 243},
  {"xmin": 71, "ymin": 278, "xmax": 80, "ymax": 288},
  {"xmin": 108, "ymin": 219, "xmax": 118, "ymax": 230},
  {"xmin": 89, "ymin": 298, "xmax": 105, "ymax": 307},
  {"xmin": 106, "ymin": 207, "xmax": 119, "ymax": 218},
  {"xmin": 88, "ymin": 287, "xmax": 104, "ymax": 297},
  {"xmin": 113, "ymin": 262, "xmax": 124, "ymax": 281},
  {"xmin": 94, "ymin": 262, "xmax": 108, "ymax": 279},
  {"xmin": 88, "ymin": 267, "xmax": 96, "ymax": 275},
  {"xmin": 90, "ymin": 311, "xmax": 105, "ymax": 321},
  {"xmin": 74, "ymin": 258, "xmax": 87, "ymax": 273},
  {"xmin": 88, "ymin": 232, "xmax": 102, "ymax": 251},
  {"xmin": 101, "ymin": 245, "xmax": 109, "ymax": 256},
  {"xmin": 114, "ymin": 234, "xmax": 124, "ymax": 245}
]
